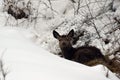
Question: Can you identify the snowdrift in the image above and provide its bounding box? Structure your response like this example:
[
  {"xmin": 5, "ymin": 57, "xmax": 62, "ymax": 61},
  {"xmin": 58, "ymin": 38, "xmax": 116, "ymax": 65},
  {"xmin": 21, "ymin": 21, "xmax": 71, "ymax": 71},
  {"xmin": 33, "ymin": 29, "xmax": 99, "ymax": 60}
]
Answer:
[{"xmin": 0, "ymin": 27, "xmax": 119, "ymax": 80}]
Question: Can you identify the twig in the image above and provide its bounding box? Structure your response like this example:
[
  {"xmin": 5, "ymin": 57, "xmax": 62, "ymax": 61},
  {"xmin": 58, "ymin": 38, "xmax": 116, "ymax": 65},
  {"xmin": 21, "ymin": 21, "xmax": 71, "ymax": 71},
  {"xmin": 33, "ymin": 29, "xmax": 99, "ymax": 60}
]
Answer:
[
  {"xmin": 41, "ymin": 1, "xmax": 58, "ymax": 14},
  {"xmin": 48, "ymin": 0, "xmax": 53, "ymax": 11},
  {"xmin": 85, "ymin": 0, "xmax": 101, "ymax": 38},
  {"xmin": 0, "ymin": 49, "xmax": 7, "ymax": 80},
  {"xmin": 76, "ymin": 0, "xmax": 81, "ymax": 14},
  {"xmin": 33, "ymin": 0, "xmax": 41, "ymax": 29},
  {"xmin": 106, "ymin": 69, "xmax": 109, "ymax": 78}
]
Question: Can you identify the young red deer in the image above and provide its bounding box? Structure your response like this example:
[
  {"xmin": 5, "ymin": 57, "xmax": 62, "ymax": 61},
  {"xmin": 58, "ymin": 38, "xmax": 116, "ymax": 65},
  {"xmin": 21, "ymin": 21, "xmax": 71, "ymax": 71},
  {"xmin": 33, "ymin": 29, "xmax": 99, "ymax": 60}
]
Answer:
[{"xmin": 53, "ymin": 29, "xmax": 105, "ymax": 65}]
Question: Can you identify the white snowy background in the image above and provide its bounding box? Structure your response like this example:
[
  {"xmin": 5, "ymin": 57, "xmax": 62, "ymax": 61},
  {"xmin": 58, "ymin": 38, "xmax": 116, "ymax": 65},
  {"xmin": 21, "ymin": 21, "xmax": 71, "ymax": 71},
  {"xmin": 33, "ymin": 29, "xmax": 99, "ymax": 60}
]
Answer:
[{"xmin": 0, "ymin": 0, "xmax": 120, "ymax": 80}]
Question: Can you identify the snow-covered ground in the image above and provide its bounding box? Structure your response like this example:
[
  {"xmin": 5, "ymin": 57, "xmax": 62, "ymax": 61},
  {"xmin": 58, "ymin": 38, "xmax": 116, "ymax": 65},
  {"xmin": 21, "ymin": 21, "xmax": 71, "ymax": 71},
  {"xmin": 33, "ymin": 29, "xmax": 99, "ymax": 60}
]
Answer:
[
  {"xmin": 0, "ymin": 27, "xmax": 119, "ymax": 80},
  {"xmin": 0, "ymin": 0, "xmax": 120, "ymax": 80}
]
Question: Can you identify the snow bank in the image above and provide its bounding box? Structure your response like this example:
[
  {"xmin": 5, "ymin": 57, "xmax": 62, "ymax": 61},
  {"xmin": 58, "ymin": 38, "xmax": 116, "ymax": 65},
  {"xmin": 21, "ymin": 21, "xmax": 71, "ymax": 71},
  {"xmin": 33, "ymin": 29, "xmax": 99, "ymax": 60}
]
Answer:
[{"xmin": 0, "ymin": 27, "xmax": 119, "ymax": 80}]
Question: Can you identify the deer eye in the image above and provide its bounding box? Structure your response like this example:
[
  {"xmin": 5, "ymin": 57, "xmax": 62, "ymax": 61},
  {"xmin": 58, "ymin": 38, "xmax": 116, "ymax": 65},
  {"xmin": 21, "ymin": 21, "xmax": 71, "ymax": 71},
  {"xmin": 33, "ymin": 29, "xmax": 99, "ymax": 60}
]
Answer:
[
  {"xmin": 66, "ymin": 37, "xmax": 71, "ymax": 40},
  {"xmin": 59, "ymin": 38, "xmax": 62, "ymax": 41}
]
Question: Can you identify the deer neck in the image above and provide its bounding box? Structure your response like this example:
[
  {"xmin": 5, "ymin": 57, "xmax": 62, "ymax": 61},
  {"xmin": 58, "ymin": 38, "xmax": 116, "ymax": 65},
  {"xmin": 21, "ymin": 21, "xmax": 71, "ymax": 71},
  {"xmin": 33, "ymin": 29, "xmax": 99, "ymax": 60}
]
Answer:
[{"xmin": 61, "ymin": 46, "xmax": 75, "ymax": 60}]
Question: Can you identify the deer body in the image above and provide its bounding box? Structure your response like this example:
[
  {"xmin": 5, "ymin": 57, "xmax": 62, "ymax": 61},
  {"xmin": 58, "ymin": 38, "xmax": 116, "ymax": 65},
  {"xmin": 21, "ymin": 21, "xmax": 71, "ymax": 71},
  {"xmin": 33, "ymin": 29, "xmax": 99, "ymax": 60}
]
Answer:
[
  {"xmin": 73, "ymin": 46, "xmax": 104, "ymax": 63},
  {"xmin": 53, "ymin": 29, "xmax": 105, "ymax": 64}
]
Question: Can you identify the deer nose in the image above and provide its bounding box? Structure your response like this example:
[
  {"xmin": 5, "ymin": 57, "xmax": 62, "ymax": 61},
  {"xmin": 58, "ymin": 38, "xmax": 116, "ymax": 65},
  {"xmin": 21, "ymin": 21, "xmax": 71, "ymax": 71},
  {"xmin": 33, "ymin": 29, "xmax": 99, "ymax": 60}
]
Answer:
[{"xmin": 62, "ymin": 42, "xmax": 66, "ymax": 46}]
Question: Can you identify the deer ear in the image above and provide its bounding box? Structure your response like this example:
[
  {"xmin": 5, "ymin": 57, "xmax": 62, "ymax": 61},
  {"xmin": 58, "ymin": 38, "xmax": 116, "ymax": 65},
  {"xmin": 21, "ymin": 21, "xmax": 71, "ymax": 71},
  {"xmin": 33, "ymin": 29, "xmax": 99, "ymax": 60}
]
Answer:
[
  {"xmin": 68, "ymin": 29, "xmax": 74, "ymax": 38},
  {"xmin": 53, "ymin": 30, "xmax": 60, "ymax": 39}
]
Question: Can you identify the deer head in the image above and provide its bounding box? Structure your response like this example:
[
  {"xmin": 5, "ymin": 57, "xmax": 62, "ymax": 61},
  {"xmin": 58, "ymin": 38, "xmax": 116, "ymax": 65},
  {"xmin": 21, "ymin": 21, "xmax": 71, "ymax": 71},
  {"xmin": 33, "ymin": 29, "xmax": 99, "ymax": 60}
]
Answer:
[{"xmin": 53, "ymin": 29, "xmax": 74, "ymax": 50}]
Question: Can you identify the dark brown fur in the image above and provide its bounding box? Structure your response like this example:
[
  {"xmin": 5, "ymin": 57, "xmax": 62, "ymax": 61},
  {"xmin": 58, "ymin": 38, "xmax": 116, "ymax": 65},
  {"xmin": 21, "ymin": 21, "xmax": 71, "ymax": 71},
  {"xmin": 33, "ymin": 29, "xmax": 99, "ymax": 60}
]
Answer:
[
  {"xmin": 53, "ymin": 30, "xmax": 120, "ymax": 76},
  {"xmin": 53, "ymin": 29, "xmax": 105, "ymax": 64},
  {"xmin": 53, "ymin": 29, "xmax": 120, "ymax": 75},
  {"xmin": 73, "ymin": 46, "xmax": 105, "ymax": 64}
]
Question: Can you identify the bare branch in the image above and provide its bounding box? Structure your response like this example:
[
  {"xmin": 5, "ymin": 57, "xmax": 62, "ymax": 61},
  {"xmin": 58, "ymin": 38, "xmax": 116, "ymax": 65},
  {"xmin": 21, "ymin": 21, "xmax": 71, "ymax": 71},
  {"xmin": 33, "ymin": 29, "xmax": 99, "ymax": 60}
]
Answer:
[
  {"xmin": 85, "ymin": 0, "xmax": 101, "ymax": 38},
  {"xmin": 0, "ymin": 49, "xmax": 8, "ymax": 80}
]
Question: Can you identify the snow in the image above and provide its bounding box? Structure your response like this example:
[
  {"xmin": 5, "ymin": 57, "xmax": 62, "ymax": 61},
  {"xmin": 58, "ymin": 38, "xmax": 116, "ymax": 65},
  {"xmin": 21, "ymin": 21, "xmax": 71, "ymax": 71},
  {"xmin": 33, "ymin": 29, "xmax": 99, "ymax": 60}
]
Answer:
[
  {"xmin": 0, "ymin": 27, "xmax": 119, "ymax": 80},
  {"xmin": 0, "ymin": 0, "xmax": 120, "ymax": 80}
]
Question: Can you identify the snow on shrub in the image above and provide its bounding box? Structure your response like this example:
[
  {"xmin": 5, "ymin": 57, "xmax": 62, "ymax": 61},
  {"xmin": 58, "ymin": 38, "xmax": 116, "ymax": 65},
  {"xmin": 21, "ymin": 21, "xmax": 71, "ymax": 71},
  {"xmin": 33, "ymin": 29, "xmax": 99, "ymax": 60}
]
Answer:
[
  {"xmin": 1, "ymin": 0, "xmax": 120, "ymax": 59},
  {"xmin": 3, "ymin": 0, "xmax": 31, "ymax": 19}
]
